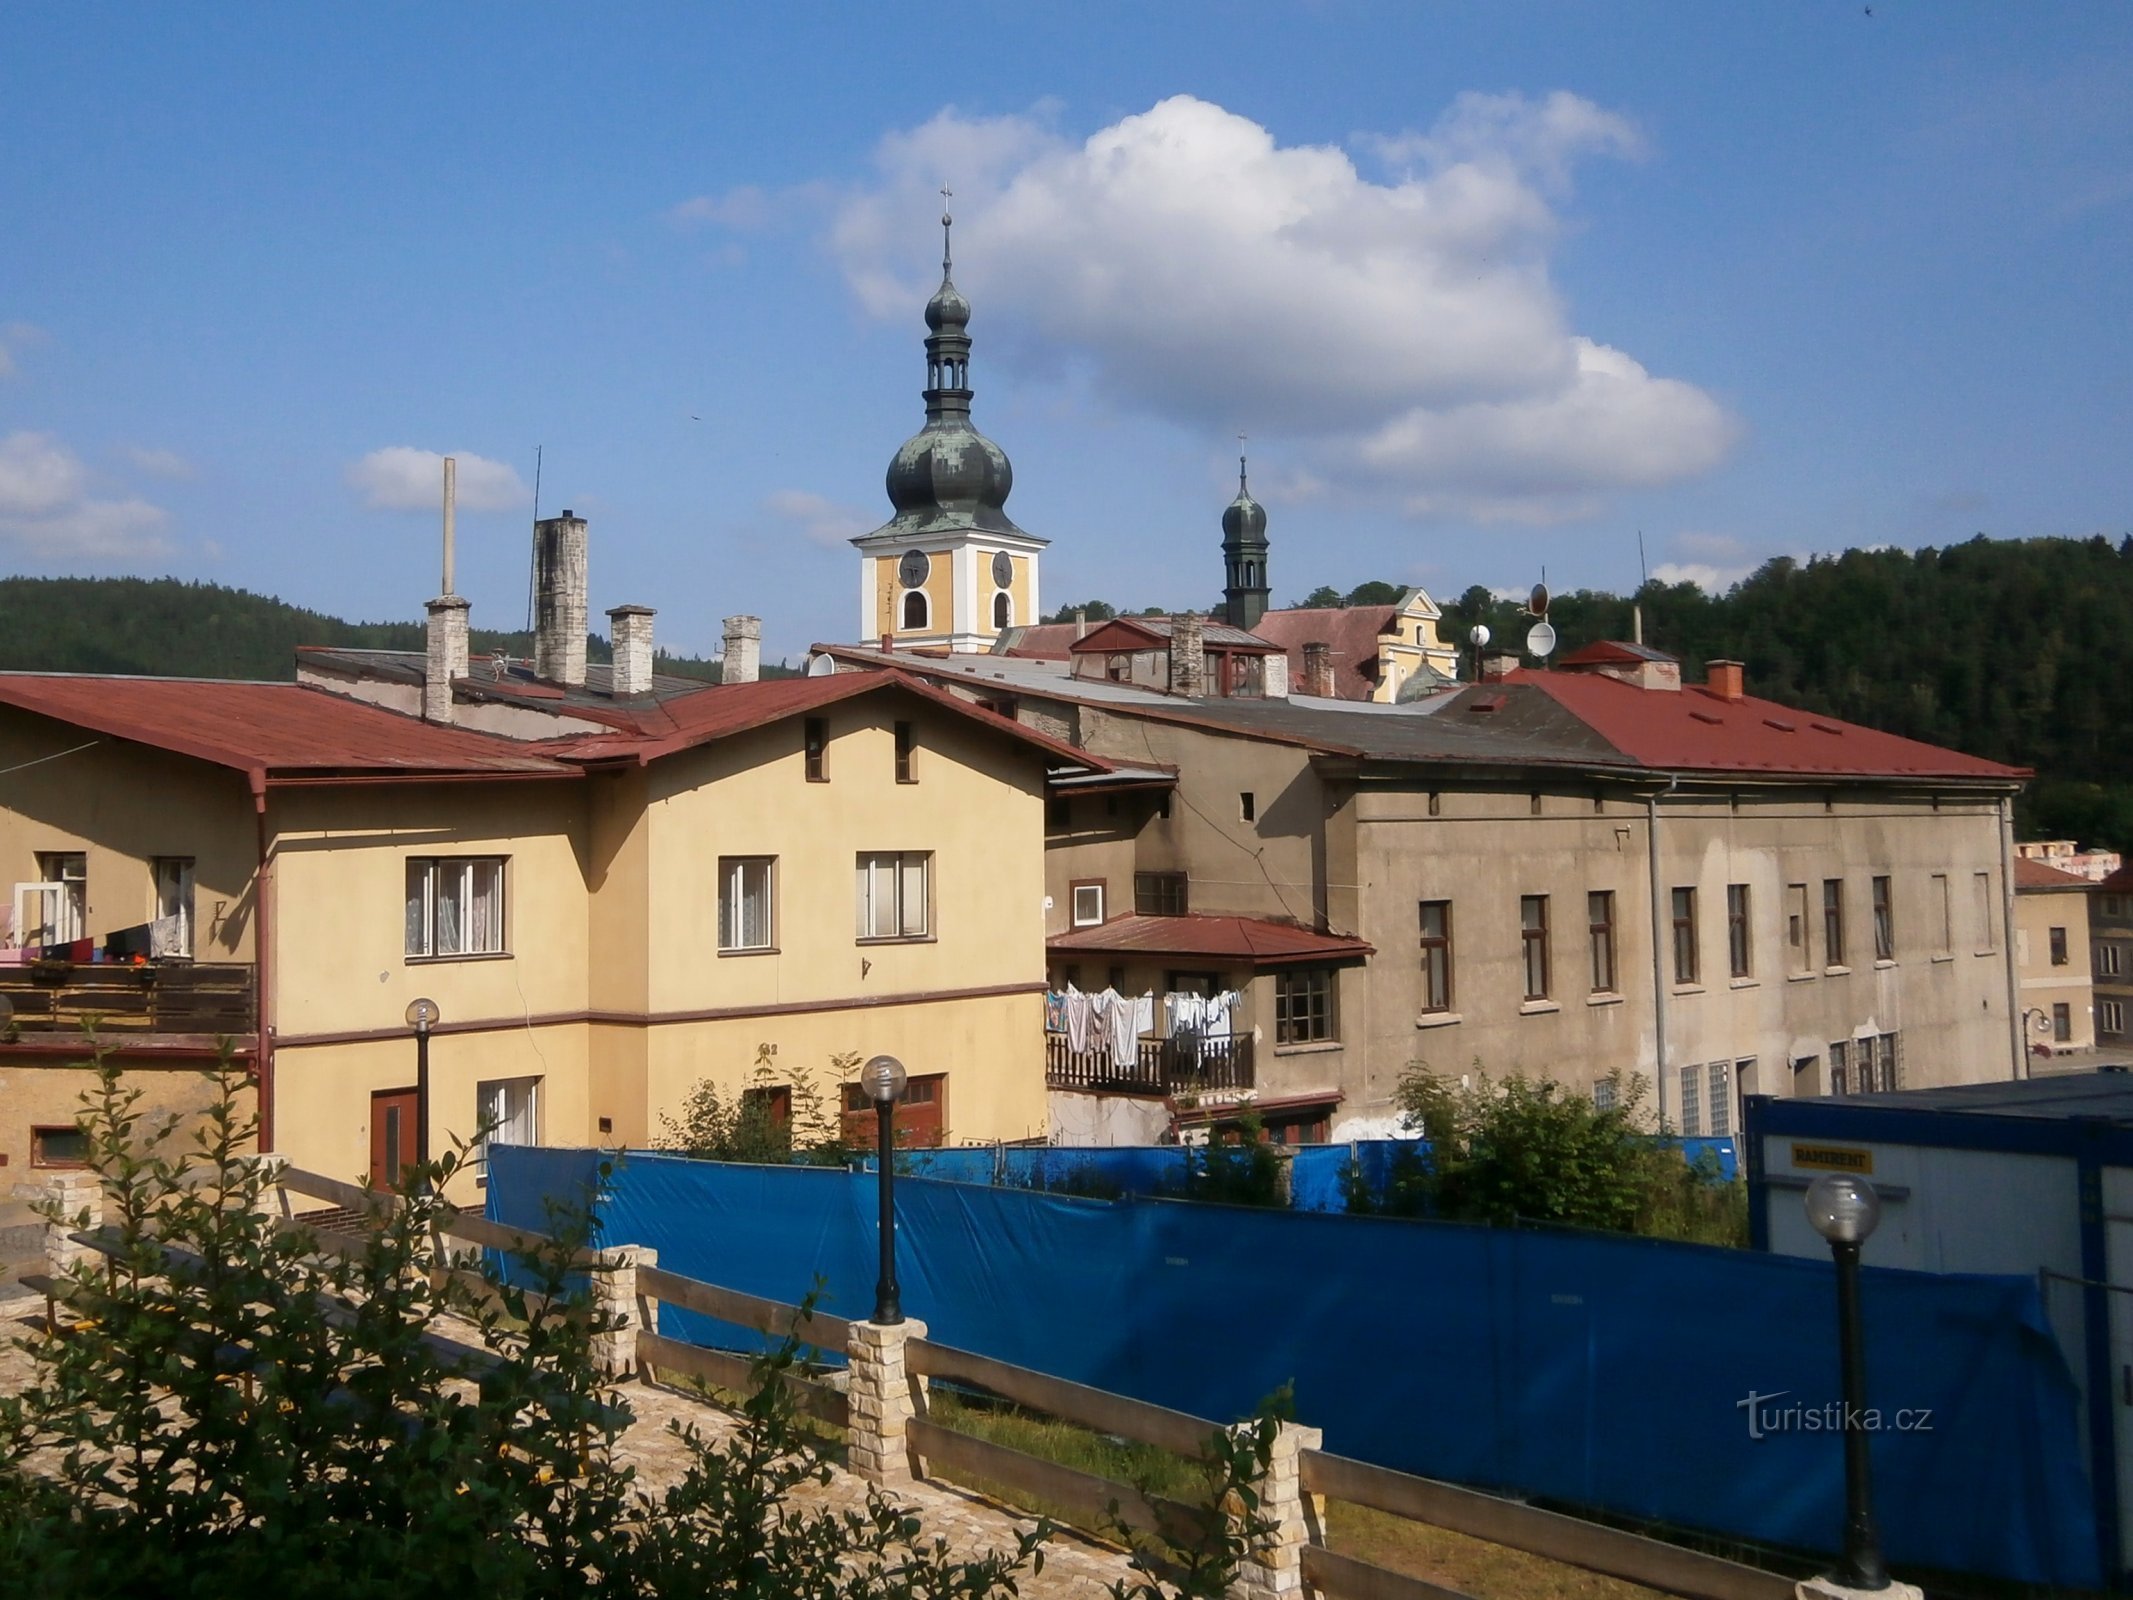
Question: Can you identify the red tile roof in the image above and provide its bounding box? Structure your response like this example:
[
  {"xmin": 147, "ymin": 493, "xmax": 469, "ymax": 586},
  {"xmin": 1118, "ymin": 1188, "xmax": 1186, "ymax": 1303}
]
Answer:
[
  {"xmin": 2016, "ymin": 858, "xmax": 2095, "ymax": 891},
  {"xmin": 1245, "ymin": 607, "xmax": 1405, "ymax": 700},
  {"xmin": 1513, "ymin": 669, "xmax": 2027, "ymax": 781},
  {"xmin": 1046, "ymin": 914, "xmax": 1373, "ymax": 968},
  {"xmin": 0, "ymin": 675, "xmax": 575, "ymax": 783}
]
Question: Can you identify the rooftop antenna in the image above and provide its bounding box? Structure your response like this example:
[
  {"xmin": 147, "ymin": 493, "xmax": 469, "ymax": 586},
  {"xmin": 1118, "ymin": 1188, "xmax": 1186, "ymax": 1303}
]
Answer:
[
  {"xmin": 441, "ymin": 455, "xmax": 456, "ymax": 595},
  {"xmin": 1634, "ymin": 529, "xmax": 1648, "ymax": 645}
]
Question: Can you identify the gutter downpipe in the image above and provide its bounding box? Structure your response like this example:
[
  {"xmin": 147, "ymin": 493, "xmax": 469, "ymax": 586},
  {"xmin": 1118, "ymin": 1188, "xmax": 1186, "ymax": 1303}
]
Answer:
[
  {"xmin": 2000, "ymin": 793, "xmax": 2025, "ymax": 1080},
  {"xmin": 1648, "ymin": 782, "xmax": 1673, "ymax": 1128},
  {"xmin": 252, "ymin": 772, "xmax": 275, "ymax": 1153}
]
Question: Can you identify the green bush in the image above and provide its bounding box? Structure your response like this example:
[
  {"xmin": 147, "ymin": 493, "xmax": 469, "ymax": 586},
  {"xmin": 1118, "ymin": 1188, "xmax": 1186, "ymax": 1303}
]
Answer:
[{"xmin": 656, "ymin": 1043, "xmax": 853, "ymax": 1166}]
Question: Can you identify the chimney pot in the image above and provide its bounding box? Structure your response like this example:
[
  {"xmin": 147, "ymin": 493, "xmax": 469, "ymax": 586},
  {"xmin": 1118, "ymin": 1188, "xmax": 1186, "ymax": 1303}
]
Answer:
[
  {"xmin": 532, "ymin": 512, "xmax": 590, "ymax": 687},
  {"xmin": 1073, "ymin": 607, "xmax": 1088, "ymax": 640},
  {"xmin": 1705, "ymin": 659, "xmax": 1745, "ymax": 702},
  {"xmin": 722, "ymin": 615, "xmax": 762, "ymax": 685},
  {"xmin": 608, "ymin": 605, "xmax": 656, "ymax": 697}
]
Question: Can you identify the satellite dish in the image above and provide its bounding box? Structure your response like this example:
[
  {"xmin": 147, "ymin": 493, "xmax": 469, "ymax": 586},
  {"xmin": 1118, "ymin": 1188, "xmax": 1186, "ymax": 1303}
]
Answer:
[
  {"xmin": 1529, "ymin": 583, "xmax": 1550, "ymax": 617},
  {"xmin": 1527, "ymin": 621, "xmax": 1557, "ymax": 659},
  {"xmin": 805, "ymin": 653, "xmax": 836, "ymax": 677},
  {"xmin": 1471, "ymin": 623, "xmax": 1492, "ymax": 649}
]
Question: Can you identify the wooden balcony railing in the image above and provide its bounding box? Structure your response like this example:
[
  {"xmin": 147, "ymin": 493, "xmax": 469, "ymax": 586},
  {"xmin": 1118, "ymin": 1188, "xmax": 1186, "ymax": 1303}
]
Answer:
[
  {"xmin": 0, "ymin": 961, "xmax": 256, "ymax": 1037},
  {"xmin": 1045, "ymin": 1031, "xmax": 1253, "ymax": 1095}
]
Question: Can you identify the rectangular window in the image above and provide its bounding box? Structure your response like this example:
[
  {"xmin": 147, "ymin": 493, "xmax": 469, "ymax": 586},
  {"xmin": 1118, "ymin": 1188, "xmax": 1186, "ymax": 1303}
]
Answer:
[
  {"xmin": 1275, "ymin": 967, "xmax": 1336, "ymax": 1045},
  {"xmin": 2101, "ymin": 943, "xmax": 2124, "ymax": 979},
  {"xmin": 856, "ymin": 851, "xmax": 930, "ymax": 940},
  {"xmin": 804, "ymin": 717, "xmax": 828, "ymax": 782},
  {"xmin": 1822, "ymin": 879, "xmax": 1846, "ymax": 967},
  {"xmin": 1592, "ymin": 1077, "xmax": 1618, "ymax": 1113},
  {"xmin": 2105, "ymin": 1000, "xmax": 2125, "ymax": 1035},
  {"xmin": 31, "ymin": 1125, "xmax": 89, "ymax": 1168},
  {"xmin": 2054, "ymin": 1002, "xmax": 2072, "ymax": 1042},
  {"xmin": 1932, "ymin": 873, "xmax": 1952, "ymax": 954},
  {"xmin": 1239, "ymin": 791, "xmax": 1257, "ymax": 823},
  {"xmin": 1787, "ymin": 883, "xmax": 1811, "ymax": 971},
  {"xmin": 2108, "ymin": 895, "xmax": 2126, "ymax": 919},
  {"xmin": 1070, "ymin": 881, "xmax": 1105, "ymax": 927},
  {"xmin": 2050, "ymin": 926, "xmax": 2069, "ymax": 966},
  {"xmin": 30, "ymin": 850, "xmax": 86, "ymax": 946},
  {"xmin": 475, "ymin": 1076, "xmax": 540, "ymax": 1155},
  {"xmin": 893, "ymin": 720, "xmax": 916, "ymax": 783},
  {"xmin": 1135, "ymin": 872, "xmax": 1188, "ymax": 916},
  {"xmin": 1975, "ymin": 870, "xmax": 1996, "ymax": 951},
  {"xmin": 1587, "ymin": 890, "xmax": 1616, "ymax": 993},
  {"xmin": 1726, "ymin": 883, "xmax": 1752, "ymax": 979},
  {"xmin": 1419, "ymin": 900, "xmax": 1453, "ymax": 1013},
  {"xmin": 1707, "ymin": 1061, "xmax": 1732, "ymax": 1138},
  {"xmin": 717, "ymin": 857, "xmax": 775, "ymax": 952},
  {"xmin": 404, "ymin": 857, "xmax": 507, "ymax": 957},
  {"xmin": 1829, "ymin": 1039, "xmax": 1850, "ymax": 1097},
  {"xmin": 1679, "ymin": 1063, "xmax": 1702, "ymax": 1136},
  {"xmin": 1671, "ymin": 887, "xmax": 1699, "ymax": 985},
  {"xmin": 152, "ymin": 856, "xmax": 195, "ymax": 958},
  {"xmin": 1521, "ymin": 895, "xmax": 1551, "ymax": 1001},
  {"xmin": 1871, "ymin": 875, "xmax": 1894, "ymax": 961}
]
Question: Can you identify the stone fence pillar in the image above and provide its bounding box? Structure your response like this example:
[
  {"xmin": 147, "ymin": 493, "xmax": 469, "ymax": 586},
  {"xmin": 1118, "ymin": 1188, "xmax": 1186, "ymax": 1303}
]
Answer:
[
  {"xmin": 847, "ymin": 1317, "xmax": 928, "ymax": 1487},
  {"xmin": 588, "ymin": 1245, "xmax": 656, "ymax": 1376},
  {"xmin": 40, "ymin": 1171, "xmax": 103, "ymax": 1279},
  {"xmin": 1229, "ymin": 1420, "xmax": 1323, "ymax": 1600}
]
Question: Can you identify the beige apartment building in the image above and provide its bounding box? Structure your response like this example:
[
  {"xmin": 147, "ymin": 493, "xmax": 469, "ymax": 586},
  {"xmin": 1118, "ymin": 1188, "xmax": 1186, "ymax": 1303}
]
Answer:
[{"xmin": 2014, "ymin": 857, "xmax": 2097, "ymax": 1056}]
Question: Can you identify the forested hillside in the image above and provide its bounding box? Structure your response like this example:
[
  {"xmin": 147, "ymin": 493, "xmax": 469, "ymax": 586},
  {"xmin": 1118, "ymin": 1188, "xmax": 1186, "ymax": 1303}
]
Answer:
[{"xmin": 0, "ymin": 577, "xmax": 753, "ymax": 683}]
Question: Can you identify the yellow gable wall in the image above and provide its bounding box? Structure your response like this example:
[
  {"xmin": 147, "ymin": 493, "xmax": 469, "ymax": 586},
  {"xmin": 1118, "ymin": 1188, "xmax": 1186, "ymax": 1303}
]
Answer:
[{"xmin": 0, "ymin": 706, "xmax": 259, "ymax": 957}]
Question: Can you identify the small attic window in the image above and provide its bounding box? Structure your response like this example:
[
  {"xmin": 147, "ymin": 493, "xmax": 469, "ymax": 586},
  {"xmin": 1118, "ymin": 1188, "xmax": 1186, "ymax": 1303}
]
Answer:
[
  {"xmin": 1810, "ymin": 720, "xmax": 1844, "ymax": 735},
  {"xmin": 1763, "ymin": 717, "xmax": 1797, "ymax": 733},
  {"xmin": 1689, "ymin": 710, "xmax": 1723, "ymax": 725},
  {"xmin": 1468, "ymin": 694, "xmax": 1505, "ymax": 715}
]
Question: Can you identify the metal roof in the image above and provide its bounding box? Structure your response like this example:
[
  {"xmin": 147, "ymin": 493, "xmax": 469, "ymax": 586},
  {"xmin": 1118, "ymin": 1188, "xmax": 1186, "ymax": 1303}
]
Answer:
[
  {"xmin": 1047, "ymin": 914, "xmax": 1373, "ymax": 967},
  {"xmin": 1824, "ymin": 1071, "xmax": 2133, "ymax": 1124}
]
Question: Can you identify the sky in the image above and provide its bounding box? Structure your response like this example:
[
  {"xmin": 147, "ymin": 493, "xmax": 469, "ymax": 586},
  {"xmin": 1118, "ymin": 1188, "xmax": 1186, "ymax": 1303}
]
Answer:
[{"xmin": 3, "ymin": 3, "xmax": 2130, "ymax": 663}]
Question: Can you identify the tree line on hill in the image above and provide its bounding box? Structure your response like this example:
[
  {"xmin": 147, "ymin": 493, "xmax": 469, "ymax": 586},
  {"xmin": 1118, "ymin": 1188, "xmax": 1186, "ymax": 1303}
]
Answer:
[
  {"xmin": 1063, "ymin": 534, "xmax": 2133, "ymax": 850},
  {"xmin": 0, "ymin": 576, "xmax": 785, "ymax": 683}
]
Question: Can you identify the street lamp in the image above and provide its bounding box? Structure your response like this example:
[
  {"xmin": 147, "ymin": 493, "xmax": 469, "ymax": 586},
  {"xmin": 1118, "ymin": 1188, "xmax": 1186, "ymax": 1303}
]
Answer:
[
  {"xmin": 404, "ymin": 997, "xmax": 439, "ymax": 1169},
  {"xmin": 862, "ymin": 1053, "xmax": 909, "ymax": 1325},
  {"xmin": 1805, "ymin": 1172, "xmax": 1889, "ymax": 1592}
]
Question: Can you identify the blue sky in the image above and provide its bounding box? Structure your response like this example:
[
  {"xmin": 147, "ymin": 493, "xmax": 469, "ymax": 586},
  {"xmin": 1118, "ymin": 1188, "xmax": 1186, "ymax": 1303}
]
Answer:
[{"xmin": 3, "ymin": 3, "xmax": 2129, "ymax": 662}]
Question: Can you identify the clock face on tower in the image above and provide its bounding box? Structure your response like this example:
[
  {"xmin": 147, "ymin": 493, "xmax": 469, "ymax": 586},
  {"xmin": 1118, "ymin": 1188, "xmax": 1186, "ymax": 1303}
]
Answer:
[
  {"xmin": 898, "ymin": 550, "xmax": 930, "ymax": 588},
  {"xmin": 991, "ymin": 551, "xmax": 1013, "ymax": 589}
]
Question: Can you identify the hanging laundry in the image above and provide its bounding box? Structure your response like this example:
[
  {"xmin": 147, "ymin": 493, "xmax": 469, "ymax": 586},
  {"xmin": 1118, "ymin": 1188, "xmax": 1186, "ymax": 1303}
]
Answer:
[
  {"xmin": 1045, "ymin": 991, "xmax": 1066, "ymax": 1034},
  {"xmin": 1063, "ymin": 985, "xmax": 1093, "ymax": 1054}
]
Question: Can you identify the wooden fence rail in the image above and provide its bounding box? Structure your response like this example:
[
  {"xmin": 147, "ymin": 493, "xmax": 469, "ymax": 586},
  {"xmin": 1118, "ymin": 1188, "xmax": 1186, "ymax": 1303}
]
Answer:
[{"xmin": 907, "ymin": 1336, "xmax": 1219, "ymax": 1461}]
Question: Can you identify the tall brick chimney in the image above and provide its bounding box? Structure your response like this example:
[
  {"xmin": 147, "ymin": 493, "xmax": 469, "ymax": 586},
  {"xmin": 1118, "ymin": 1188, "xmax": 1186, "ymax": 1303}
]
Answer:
[
  {"xmin": 533, "ymin": 510, "xmax": 589, "ymax": 687},
  {"xmin": 423, "ymin": 594, "xmax": 470, "ymax": 723},
  {"xmin": 1168, "ymin": 615, "xmax": 1207, "ymax": 697},
  {"xmin": 1301, "ymin": 641, "xmax": 1335, "ymax": 698},
  {"xmin": 608, "ymin": 605, "xmax": 655, "ymax": 697},
  {"xmin": 1704, "ymin": 660, "xmax": 1745, "ymax": 702},
  {"xmin": 722, "ymin": 614, "xmax": 762, "ymax": 685}
]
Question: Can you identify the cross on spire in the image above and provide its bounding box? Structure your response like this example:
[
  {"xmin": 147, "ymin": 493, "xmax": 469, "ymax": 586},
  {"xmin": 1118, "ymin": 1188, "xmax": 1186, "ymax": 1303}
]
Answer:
[
  {"xmin": 940, "ymin": 186, "xmax": 954, "ymax": 275},
  {"xmin": 1237, "ymin": 434, "xmax": 1249, "ymax": 493}
]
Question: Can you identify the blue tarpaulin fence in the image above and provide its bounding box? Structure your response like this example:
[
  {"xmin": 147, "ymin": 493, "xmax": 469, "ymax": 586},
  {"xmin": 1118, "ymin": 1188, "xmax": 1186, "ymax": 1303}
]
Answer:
[{"xmin": 489, "ymin": 1145, "xmax": 2096, "ymax": 1588}]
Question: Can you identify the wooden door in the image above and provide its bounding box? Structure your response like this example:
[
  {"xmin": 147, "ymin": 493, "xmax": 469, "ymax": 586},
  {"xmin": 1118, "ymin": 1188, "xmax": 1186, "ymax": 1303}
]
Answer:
[
  {"xmin": 370, "ymin": 1088, "xmax": 418, "ymax": 1189},
  {"xmin": 840, "ymin": 1073, "xmax": 948, "ymax": 1149}
]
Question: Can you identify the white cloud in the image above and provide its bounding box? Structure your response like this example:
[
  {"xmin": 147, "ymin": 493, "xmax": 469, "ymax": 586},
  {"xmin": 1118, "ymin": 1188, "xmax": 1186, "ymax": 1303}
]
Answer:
[
  {"xmin": 0, "ymin": 431, "xmax": 173, "ymax": 561},
  {"xmin": 121, "ymin": 444, "xmax": 196, "ymax": 480},
  {"xmin": 1649, "ymin": 531, "xmax": 1765, "ymax": 592},
  {"xmin": 764, "ymin": 488, "xmax": 872, "ymax": 549},
  {"xmin": 0, "ymin": 321, "xmax": 48, "ymax": 379},
  {"xmin": 347, "ymin": 447, "xmax": 529, "ymax": 513},
  {"xmin": 824, "ymin": 94, "xmax": 1737, "ymax": 523}
]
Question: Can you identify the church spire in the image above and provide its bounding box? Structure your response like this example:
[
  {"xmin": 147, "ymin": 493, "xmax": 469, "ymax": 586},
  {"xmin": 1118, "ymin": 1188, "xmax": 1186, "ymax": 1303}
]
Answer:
[
  {"xmin": 921, "ymin": 190, "xmax": 974, "ymax": 419},
  {"xmin": 1222, "ymin": 445, "xmax": 1270, "ymax": 631}
]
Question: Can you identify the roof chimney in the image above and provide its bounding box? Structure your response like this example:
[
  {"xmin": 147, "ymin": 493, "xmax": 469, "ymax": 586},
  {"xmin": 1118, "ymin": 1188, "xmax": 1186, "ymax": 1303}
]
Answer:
[
  {"xmin": 608, "ymin": 605, "xmax": 655, "ymax": 697},
  {"xmin": 1168, "ymin": 614, "xmax": 1207, "ymax": 697},
  {"xmin": 424, "ymin": 595, "xmax": 470, "ymax": 722},
  {"xmin": 1301, "ymin": 641, "xmax": 1336, "ymax": 698},
  {"xmin": 532, "ymin": 510, "xmax": 589, "ymax": 687},
  {"xmin": 1481, "ymin": 650, "xmax": 1520, "ymax": 682},
  {"xmin": 722, "ymin": 614, "xmax": 762, "ymax": 686},
  {"xmin": 1073, "ymin": 607, "xmax": 1088, "ymax": 640},
  {"xmin": 1705, "ymin": 660, "xmax": 1745, "ymax": 702}
]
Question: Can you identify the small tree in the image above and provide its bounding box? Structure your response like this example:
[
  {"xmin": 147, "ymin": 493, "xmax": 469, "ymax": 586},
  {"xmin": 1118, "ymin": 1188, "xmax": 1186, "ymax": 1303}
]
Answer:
[{"xmin": 656, "ymin": 1043, "xmax": 849, "ymax": 1165}]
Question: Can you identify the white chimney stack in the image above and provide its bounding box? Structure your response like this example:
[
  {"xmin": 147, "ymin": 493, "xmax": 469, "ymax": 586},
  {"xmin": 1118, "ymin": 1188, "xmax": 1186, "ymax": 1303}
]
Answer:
[
  {"xmin": 424, "ymin": 595, "xmax": 469, "ymax": 722},
  {"xmin": 722, "ymin": 615, "xmax": 762, "ymax": 685},
  {"xmin": 608, "ymin": 605, "xmax": 655, "ymax": 698},
  {"xmin": 532, "ymin": 509, "xmax": 589, "ymax": 687}
]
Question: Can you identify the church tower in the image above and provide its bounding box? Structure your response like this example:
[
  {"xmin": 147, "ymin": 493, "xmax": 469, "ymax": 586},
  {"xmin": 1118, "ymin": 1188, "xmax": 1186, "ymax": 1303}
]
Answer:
[
  {"xmin": 1220, "ymin": 456, "xmax": 1270, "ymax": 631},
  {"xmin": 852, "ymin": 204, "xmax": 1046, "ymax": 650}
]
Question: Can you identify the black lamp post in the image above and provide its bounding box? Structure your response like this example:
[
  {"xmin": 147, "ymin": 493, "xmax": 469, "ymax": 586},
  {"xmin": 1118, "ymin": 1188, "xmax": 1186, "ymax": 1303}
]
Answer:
[
  {"xmin": 405, "ymin": 997, "xmax": 439, "ymax": 1169},
  {"xmin": 862, "ymin": 1052, "xmax": 909, "ymax": 1325},
  {"xmin": 1805, "ymin": 1172, "xmax": 1889, "ymax": 1591}
]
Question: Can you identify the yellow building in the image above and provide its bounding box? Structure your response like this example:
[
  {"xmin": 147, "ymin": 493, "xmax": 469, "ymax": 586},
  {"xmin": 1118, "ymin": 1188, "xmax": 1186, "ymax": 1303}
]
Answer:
[
  {"xmin": 0, "ymin": 665, "xmax": 1098, "ymax": 1196},
  {"xmin": 2015, "ymin": 857, "xmax": 2097, "ymax": 1057}
]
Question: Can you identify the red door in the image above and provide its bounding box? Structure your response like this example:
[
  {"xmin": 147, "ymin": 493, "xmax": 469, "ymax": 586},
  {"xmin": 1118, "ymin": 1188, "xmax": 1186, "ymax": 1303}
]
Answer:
[
  {"xmin": 371, "ymin": 1088, "xmax": 418, "ymax": 1189},
  {"xmin": 841, "ymin": 1073, "xmax": 948, "ymax": 1149}
]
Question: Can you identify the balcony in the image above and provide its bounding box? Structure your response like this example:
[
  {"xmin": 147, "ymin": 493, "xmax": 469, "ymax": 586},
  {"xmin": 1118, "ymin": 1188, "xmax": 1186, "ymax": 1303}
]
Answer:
[
  {"xmin": 1045, "ymin": 1031, "xmax": 1254, "ymax": 1096},
  {"xmin": 0, "ymin": 960, "xmax": 257, "ymax": 1039}
]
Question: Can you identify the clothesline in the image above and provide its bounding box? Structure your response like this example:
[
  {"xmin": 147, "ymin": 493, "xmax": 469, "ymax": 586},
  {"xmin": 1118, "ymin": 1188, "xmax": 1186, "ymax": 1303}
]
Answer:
[{"xmin": 1044, "ymin": 985, "xmax": 1243, "ymax": 1071}]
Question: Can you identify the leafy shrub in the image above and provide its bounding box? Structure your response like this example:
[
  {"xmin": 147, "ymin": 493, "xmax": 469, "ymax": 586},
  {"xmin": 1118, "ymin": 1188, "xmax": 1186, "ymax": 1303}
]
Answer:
[{"xmin": 656, "ymin": 1043, "xmax": 853, "ymax": 1165}]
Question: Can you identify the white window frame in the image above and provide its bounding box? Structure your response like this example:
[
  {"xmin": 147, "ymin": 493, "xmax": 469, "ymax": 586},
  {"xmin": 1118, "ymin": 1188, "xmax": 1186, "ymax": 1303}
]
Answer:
[
  {"xmin": 1071, "ymin": 882, "xmax": 1105, "ymax": 928},
  {"xmin": 1707, "ymin": 1061, "xmax": 1733, "ymax": 1137},
  {"xmin": 474, "ymin": 1076, "xmax": 541, "ymax": 1183},
  {"xmin": 153, "ymin": 856, "xmax": 195, "ymax": 958},
  {"xmin": 1679, "ymin": 1062, "xmax": 1702, "ymax": 1136},
  {"xmin": 856, "ymin": 851, "xmax": 931, "ymax": 941},
  {"xmin": 718, "ymin": 856, "xmax": 775, "ymax": 952},
  {"xmin": 2101, "ymin": 943, "xmax": 2124, "ymax": 979},
  {"xmin": 2105, "ymin": 1000, "xmax": 2126, "ymax": 1036},
  {"xmin": 405, "ymin": 856, "xmax": 508, "ymax": 959}
]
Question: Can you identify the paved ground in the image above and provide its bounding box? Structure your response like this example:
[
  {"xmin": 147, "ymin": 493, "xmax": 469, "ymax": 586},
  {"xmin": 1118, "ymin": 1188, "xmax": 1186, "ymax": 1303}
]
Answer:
[{"xmin": 0, "ymin": 1294, "xmax": 1137, "ymax": 1598}]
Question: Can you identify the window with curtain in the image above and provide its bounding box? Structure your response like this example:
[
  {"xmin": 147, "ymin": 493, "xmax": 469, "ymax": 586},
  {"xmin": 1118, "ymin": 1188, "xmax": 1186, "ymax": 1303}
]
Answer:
[
  {"xmin": 856, "ymin": 851, "xmax": 930, "ymax": 940},
  {"xmin": 405, "ymin": 858, "xmax": 506, "ymax": 957},
  {"xmin": 718, "ymin": 857, "xmax": 775, "ymax": 952}
]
